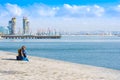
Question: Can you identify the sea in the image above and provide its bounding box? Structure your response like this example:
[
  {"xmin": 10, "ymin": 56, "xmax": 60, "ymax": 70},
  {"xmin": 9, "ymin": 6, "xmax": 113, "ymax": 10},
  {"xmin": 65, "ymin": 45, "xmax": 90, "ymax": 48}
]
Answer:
[{"xmin": 0, "ymin": 35, "xmax": 120, "ymax": 70}]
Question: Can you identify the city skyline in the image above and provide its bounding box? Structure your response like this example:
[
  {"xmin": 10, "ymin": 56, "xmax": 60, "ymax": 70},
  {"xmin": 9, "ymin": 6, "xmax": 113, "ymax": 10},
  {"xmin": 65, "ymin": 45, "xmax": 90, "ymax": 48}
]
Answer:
[
  {"xmin": 0, "ymin": 0, "xmax": 120, "ymax": 32},
  {"xmin": 7, "ymin": 17, "xmax": 30, "ymax": 35}
]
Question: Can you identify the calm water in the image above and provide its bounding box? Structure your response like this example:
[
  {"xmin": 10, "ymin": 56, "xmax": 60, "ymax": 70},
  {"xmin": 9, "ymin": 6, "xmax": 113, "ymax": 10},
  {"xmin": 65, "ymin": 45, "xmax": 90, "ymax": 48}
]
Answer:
[{"xmin": 0, "ymin": 35, "xmax": 120, "ymax": 70}]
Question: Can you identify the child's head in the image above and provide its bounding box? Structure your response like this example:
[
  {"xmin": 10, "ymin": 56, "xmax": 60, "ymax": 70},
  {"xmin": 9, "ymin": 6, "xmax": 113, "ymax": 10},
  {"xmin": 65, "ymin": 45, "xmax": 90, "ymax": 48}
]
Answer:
[{"xmin": 21, "ymin": 46, "xmax": 26, "ymax": 50}]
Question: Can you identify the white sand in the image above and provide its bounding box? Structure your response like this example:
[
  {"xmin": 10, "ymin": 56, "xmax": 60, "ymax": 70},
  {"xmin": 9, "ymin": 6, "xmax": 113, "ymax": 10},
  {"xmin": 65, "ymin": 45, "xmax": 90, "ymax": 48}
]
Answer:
[{"xmin": 0, "ymin": 51, "xmax": 120, "ymax": 80}]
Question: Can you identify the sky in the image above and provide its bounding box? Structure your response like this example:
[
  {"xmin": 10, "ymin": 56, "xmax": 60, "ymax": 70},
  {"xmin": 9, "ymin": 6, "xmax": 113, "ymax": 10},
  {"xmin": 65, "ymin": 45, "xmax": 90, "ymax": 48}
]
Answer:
[{"xmin": 0, "ymin": 0, "xmax": 120, "ymax": 32}]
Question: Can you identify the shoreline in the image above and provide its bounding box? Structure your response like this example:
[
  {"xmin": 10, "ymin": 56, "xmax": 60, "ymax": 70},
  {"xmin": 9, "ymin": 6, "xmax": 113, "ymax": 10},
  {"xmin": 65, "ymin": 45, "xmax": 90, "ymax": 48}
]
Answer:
[{"xmin": 0, "ymin": 50, "xmax": 120, "ymax": 80}]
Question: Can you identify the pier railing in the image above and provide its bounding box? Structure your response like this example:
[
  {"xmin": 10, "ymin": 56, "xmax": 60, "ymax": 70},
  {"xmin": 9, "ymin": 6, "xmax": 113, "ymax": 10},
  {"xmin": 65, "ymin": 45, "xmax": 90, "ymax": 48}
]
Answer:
[{"xmin": 1, "ymin": 35, "xmax": 61, "ymax": 39}]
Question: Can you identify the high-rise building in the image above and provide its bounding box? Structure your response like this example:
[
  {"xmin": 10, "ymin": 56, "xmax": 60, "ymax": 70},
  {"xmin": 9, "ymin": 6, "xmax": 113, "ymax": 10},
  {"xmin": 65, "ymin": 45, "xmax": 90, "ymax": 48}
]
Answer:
[
  {"xmin": 23, "ymin": 17, "xmax": 29, "ymax": 35},
  {"xmin": 8, "ymin": 21, "xmax": 12, "ymax": 34},
  {"xmin": 12, "ymin": 17, "xmax": 16, "ymax": 35},
  {"xmin": 8, "ymin": 17, "xmax": 16, "ymax": 35}
]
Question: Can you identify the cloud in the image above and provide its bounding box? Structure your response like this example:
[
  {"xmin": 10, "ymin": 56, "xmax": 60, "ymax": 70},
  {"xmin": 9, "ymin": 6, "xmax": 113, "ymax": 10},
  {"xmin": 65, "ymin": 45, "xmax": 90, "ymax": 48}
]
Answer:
[
  {"xmin": 55, "ymin": 4, "xmax": 105, "ymax": 17},
  {"xmin": 115, "ymin": 5, "xmax": 120, "ymax": 12},
  {"xmin": 20, "ymin": 4, "xmax": 59, "ymax": 18},
  {"xmin": 5, "ymin": 3, "xmax": 23, "ymax": 16},
  {"xmin": 37, "ymin": 5, "xmax": 58, "ymax": 17},
  {"xmin": 0, "ymin": 10, "xmax": 8, "ymax": 17},
  {"xmin": 105, "ymin": 4, "xmax": 120, "ymax": 17},
  {"xmin": 0, "ymin": 3, "xmax": 120, "ymax": 18},
  {"xmin": 92, "ymin": 5, "xmax": 105, "ymax": 17},
  {"xmin": 1, "ymin": 3, "xmax": 105, "ymax": 18},
  {"xmin": 0, "ymin": 5, "xmax": 8, "ymax": 17}
]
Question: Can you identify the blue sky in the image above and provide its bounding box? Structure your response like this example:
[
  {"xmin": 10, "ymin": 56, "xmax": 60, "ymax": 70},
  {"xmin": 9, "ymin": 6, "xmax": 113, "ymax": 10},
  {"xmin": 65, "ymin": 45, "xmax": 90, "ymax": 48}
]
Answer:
[
  {"xmin": 0, "ymin": 0, "xmax": 120, "ymax": 32},
  {"xmin": 0, "ymin": 0, "xmax": 119, "ymax": 6}
]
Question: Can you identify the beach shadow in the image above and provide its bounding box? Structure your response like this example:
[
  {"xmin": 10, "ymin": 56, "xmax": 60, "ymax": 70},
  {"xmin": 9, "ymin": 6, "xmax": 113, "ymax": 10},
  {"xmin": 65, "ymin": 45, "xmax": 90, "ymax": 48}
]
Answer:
[
  {"xmin": 0, "ymin": 70, "xmax": 24, "ymax": 75},
  {"xmin": 1, "ymin": 58, "xmax": 17, "ymax": 61}
]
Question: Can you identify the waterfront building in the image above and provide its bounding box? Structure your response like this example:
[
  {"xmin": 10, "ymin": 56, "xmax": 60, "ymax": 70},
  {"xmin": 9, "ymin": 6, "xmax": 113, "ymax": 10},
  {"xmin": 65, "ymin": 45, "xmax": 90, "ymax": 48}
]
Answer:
[
  {"xmin": 0, "ymin": 26, "xmax": 9, "ymax": 35},
  {"xmin": 8, "ymin": 21, "xmax": 12, "ymax": 34},
  {"xmin": 8, "ymin": 17, "xmax": 16, "ymax": 35},
  {"xmin": 23, "ymin": 17, "xmax": 29, "ymax": 35}
]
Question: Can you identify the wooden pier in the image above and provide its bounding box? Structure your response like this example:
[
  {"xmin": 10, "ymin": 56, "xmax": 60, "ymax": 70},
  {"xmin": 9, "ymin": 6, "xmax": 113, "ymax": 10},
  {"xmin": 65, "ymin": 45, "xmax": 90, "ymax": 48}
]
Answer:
[{"xmin": 1, "ymin": 35, "xmax": 61, "ymax": 39}]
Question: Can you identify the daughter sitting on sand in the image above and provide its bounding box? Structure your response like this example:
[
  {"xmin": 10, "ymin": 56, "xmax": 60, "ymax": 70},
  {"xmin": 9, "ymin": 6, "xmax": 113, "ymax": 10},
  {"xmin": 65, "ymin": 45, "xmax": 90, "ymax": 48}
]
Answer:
[{"xmin": 16, "ymin": 46, "xmax": 29, "ymax": 61}]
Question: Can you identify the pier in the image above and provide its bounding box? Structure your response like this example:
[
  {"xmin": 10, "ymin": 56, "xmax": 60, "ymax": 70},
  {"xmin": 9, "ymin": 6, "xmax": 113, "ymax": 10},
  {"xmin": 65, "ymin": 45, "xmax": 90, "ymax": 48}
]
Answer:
[{"xmin": 1, "ymin": 35, "xmax": 61, "ymax": 39}]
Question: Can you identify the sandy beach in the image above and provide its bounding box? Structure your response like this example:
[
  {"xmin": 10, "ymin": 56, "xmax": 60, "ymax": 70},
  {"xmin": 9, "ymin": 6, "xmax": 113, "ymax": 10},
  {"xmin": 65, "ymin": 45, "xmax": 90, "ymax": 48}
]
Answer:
[{"xmin": 0, "ymin": 51, "xmax": 120, "ymax": 80}]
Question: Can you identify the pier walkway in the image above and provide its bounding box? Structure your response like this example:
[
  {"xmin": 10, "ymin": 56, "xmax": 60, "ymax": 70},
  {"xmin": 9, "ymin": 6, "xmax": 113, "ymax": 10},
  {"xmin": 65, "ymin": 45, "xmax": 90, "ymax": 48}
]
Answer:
[{"xmin": 1, "ymin": 35, "xmax": 61, "ymax": 39}]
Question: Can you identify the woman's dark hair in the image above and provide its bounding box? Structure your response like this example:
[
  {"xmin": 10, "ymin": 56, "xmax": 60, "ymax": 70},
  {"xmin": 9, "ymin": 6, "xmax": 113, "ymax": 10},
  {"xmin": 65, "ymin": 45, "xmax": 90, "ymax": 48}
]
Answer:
[{"xmin": 21, "ymin": 46, "xmax": 26, "ymax": 50}]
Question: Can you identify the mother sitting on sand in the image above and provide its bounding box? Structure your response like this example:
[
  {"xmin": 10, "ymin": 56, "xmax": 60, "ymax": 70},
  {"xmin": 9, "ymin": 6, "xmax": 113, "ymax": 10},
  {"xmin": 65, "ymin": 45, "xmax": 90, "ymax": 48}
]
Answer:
[{"xmin": 16, "ymin": 46, "xmax": 29, "ymax": 61}]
